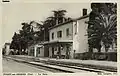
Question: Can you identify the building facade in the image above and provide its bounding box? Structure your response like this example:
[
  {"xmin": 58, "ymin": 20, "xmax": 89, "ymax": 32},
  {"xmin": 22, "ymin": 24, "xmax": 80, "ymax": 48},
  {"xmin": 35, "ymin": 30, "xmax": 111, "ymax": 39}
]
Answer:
[
  {"xmin": 27, "ymin": 7, "xmax": 116, "ymax": 61},
  {"xmin": 47, "ymin": 16, "xmax": 89, "ymax": 59},
  {"xmin": 28, "ymin": 43, "xmax": 44, "ymax": 57},
  {"xmin": 48, "ymin": 21, "xmax": 73, "ymax": 59},
  {"xmin": 27, "ymin": 9, "xmax": 90, "ymax": 59},
  {"xmin": 3, "ymin": 43, "xmax": 11, "ymax": 55},
  {"xmin": 73, "ymin": 15, "xmax": 89, "ymax": 59}
]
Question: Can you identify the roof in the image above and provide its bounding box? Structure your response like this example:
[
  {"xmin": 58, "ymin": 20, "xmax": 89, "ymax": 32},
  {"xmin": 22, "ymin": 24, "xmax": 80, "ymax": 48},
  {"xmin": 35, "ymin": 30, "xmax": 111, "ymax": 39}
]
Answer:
[
  {"xmin": 49, "ymin": 20, "xmax": 73, "ymax": 30},
  {"xmin": 49, "ymin": 14, "xmax": 89, "ymax": 30},
  {"xmin": 43, "ymin": 40, "xmax": 73, "ymax": 45},
  {"xmin": 5, "ymin": 43, "xmax": 11, "ymax": 45},
  {"xmin": 73, "ymin": 14, "xmax": 89, "ymax": 21}
]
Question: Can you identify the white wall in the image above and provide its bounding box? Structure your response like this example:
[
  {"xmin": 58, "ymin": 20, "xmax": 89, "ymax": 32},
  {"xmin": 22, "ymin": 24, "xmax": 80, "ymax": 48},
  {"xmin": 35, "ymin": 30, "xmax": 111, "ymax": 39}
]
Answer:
[
  {"xmin": 49, "ymin": 47, "xmax": 52, "ymax": 57},
  {"xmin": 49, "ymin": 22, "xmax": 73, "ymax": 42},
  {"xmin": 38, "ymin": 46, "xmax": 44, "ymax": 57},
  {"xmin": 5, "ymin": 45, "xmax": 10, "ymax": 55},
  {"xmin": 73, "ymin": 17, "xmax": 89, "ymax": 53},
  {"xmin": 28, "ymin": 44, "xmax": 44, "ymax": 57},
  {"xmin": 35, "ymin": 45, "xmax": 44, "ymax": 57}
]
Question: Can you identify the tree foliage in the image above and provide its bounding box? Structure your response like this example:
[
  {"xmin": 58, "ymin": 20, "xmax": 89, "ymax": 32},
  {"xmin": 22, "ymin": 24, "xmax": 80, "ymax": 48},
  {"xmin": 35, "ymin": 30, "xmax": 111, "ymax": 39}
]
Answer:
[
  {"xmin": 88, "ymin": 3, "xmax": 117, "ymax": 52},
  {"xmin": 10, "ymin": 9, "xmax": 70, "ymax": 55}
]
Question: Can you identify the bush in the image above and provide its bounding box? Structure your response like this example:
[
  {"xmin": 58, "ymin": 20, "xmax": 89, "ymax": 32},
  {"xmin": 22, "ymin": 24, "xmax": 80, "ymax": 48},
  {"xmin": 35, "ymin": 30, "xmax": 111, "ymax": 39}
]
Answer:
[
  {"xmin": 74, "ymin": 52, "xmax": 117, "ymax": 61},
  {"xmin": 92, "ymin": 52, "xmax": 107, "ymax": 60},
  {"xmin": 92, "ymin": 52, "xmax": 117, "ymax": 61},
  {"xmin": 107, "ymin": 52, "xmax": 117, "ymax": 61},
  {"xmin": 74, "ymin": 52, "xmax": 90, "ymax": 60}
]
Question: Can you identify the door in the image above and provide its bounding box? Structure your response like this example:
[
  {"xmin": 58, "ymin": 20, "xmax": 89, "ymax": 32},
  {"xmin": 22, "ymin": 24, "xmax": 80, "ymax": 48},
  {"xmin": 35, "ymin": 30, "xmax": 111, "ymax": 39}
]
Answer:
[{"xmin": 52, "ymin": 47, "xmax": 54, "ymax": 57}]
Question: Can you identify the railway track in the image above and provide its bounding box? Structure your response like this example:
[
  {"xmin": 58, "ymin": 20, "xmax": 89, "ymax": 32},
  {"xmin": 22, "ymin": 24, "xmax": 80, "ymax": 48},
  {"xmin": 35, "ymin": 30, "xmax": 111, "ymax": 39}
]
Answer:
[
  {"xmin": 3, "ymin": 57, "xmax": 73, "ymax": 73},
  {"xmin": 35, "ymin": 60, "xmax": 117, "ymax": 73},
  {"xmin": 4, "ymin": 56, "xmax": 117, "ymax": 73}
]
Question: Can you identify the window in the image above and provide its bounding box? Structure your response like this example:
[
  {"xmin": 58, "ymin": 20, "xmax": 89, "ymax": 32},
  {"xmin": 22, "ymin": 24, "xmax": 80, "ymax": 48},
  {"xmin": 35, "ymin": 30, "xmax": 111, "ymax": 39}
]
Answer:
[
  {"xmin": 74, "ymin": 21, "xmax": 77, "ymax": 34},
  {"xmin": 57, "ymin": 31, "xmax": 62, "ymax": 38},
  {"xmin": 52, "ymin": 32, "xmax": 54, "ymax": 39},
  {"xmin": 66, "ymin": 28, "xmax": 69, "ymax": 36}
]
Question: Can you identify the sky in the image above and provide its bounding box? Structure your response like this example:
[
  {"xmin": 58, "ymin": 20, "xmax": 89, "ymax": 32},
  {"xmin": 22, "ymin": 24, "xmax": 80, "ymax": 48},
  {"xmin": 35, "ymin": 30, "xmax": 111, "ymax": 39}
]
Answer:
[{"xmin": 2, "ymin": 3, "xmax": 91, "ymax": 46}]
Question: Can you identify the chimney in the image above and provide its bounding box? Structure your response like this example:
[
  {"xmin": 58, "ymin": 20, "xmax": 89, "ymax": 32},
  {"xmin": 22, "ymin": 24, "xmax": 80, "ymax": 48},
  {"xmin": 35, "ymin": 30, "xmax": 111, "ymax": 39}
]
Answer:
[{"xmin": 83, "ymin": 8, "xmax": 87, "ymax": 16}]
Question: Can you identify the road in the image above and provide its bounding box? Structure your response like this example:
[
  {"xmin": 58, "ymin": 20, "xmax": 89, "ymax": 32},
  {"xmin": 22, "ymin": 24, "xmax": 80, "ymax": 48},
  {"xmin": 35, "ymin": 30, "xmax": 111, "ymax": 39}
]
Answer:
[{"xmin": 2, "ymin": 58, "xmax": 52, "ymax": 73}]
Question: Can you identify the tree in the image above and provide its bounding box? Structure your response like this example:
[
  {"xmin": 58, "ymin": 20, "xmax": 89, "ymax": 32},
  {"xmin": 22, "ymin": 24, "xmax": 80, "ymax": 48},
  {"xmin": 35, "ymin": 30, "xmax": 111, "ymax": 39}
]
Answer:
[
  {"xmin": 88, "ymin": 3, "xmax": 117, "ymax": 55},
  {"xmin": 52, "ymin": 10, "xmax": 67, "ymax": 24},
  {"xmin": 88, "ymin": 13, "xmax": 117, "ymax": 51},
  {"xmin": 10, "ymin": 9, "xmax": 70, "ymax": 55},
  {"xmin": 20, "ymin": 21, "xmax": 36, "ymax": 54},
  {"xmin": 30, "ymin": 21, "xmax": 44, "ymax": 43},
  {"xmin": 10, "ymin": 32, "xmax": 22, "ymax": 54},
  {"xmin": 42, "ymin": 9, "xmax": 70, "ymax": 41}
]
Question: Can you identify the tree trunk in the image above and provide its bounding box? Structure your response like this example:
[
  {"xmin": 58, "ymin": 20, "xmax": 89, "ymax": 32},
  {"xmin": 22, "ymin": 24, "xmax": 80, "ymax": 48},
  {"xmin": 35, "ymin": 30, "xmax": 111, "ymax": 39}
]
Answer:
[
  {"xmin": 19, "ymin": 49, "xmax": 22, "ymax": 55},
  {"xmin": 88, "ymin": 47, "xmax": 93, "ymax": 59},
  {"xmin": 23, "ymin": 48, "xmax": 26, "ymax": 55},
  {"xmin": 105, "ymin": 46, "xmax": 109, "ymax": 60},
  {"xmin": 14, "ymin": 49, "xmax": 16, "ymax": 55},
  {"xmin": 98, "ymin": 46, "xmax": 101, "ymax": 52}
]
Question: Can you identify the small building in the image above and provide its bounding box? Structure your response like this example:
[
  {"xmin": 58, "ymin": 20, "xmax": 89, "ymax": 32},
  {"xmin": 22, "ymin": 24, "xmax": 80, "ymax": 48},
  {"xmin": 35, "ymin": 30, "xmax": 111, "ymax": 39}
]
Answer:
[
  {"xmin": 28, "ymin": 43, "xmax": 44, "ymax": 57},
  {"xmin": 3, "ymin": 43, "xmax": 11, "ymax": 55}
]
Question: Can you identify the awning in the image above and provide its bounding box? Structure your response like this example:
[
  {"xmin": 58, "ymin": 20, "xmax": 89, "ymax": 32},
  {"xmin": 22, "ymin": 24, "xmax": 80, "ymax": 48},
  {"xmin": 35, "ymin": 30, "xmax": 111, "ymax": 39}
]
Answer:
[{"xmin": 43, "ymin": 40, "xmax": 73, "ymax": 45}]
